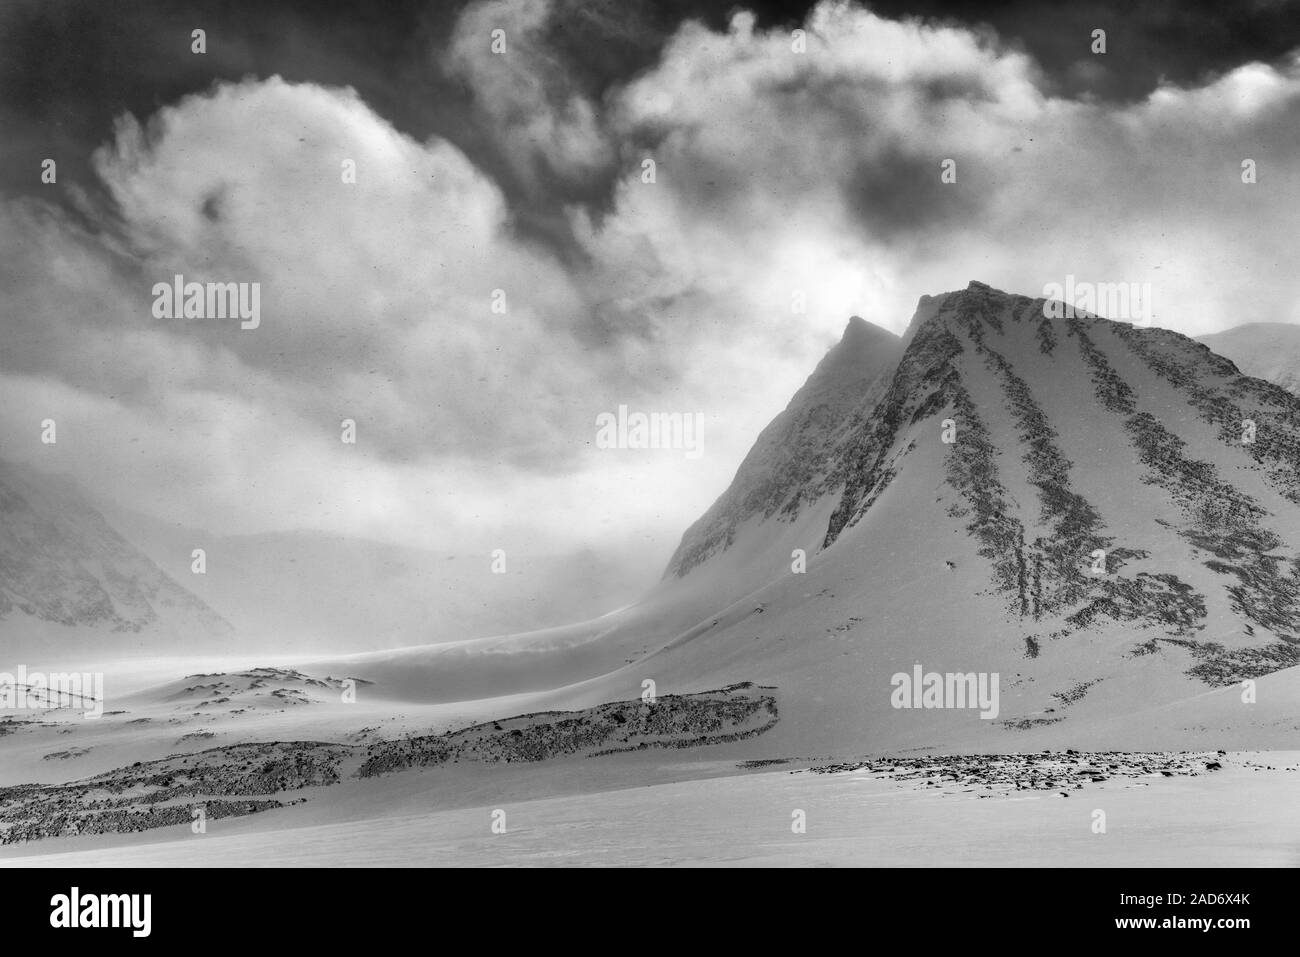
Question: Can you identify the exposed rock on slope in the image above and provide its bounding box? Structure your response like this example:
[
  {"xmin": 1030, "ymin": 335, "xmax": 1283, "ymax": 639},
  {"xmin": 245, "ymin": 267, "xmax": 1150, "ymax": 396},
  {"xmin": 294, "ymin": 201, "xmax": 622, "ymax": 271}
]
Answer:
[{"xmin": 0, "ymin": 683, "xmax": 776, "ymax": 843}]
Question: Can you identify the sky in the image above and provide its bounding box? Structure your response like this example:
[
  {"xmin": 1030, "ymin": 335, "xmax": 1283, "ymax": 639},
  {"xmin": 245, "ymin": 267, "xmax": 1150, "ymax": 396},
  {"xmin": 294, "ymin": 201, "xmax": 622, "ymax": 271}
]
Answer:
[{"xmin": 2, "ymin": 0, "xmax": 1300, "ymax": 582}]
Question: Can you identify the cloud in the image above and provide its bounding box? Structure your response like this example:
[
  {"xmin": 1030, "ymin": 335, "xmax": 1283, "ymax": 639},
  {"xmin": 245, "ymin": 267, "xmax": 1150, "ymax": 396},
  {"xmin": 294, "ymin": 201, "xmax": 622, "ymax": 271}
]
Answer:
[
  {"xmin": 76, "ymin": 76, "xmax": 606, "ymax": 469},
  {"xmin": 6, "ymin": 1, "xmax": 1300, "ymax": 579},
  {"xmin": 445, "ymin": 0, "xmax": 613, "ymax": 191},
  {"xmin": 0, "ymin": 71, "xmax": 742, "ymax": 570},
  {"xmin": 578, "ymin": 2, "xmax": 1300, "ymax": 345}
]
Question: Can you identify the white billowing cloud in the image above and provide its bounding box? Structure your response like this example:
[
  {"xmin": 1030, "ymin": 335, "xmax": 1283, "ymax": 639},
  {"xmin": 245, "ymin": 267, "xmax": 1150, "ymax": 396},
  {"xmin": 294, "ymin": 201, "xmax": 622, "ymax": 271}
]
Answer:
[
  {"xmin": 584, "ymin": 3, "xmax": 1300, "ymax": 342},
  {"xmin": 0, "ymin": 75, "xmax": 687, "ymax": 565},
  {"xmin": 87, "ymin": 76, "xmax": 599, "ymax": 466},
  {"xmin": 8, "ymin": 1, "xmax": 1300, "ymax": 601}
]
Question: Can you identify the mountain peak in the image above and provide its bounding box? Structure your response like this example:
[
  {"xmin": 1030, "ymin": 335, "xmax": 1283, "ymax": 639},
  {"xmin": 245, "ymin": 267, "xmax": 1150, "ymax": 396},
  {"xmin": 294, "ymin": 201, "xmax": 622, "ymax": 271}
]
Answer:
[{"xmin": 842, "ymin": 314, "xmax": 896, "ymax": 344}]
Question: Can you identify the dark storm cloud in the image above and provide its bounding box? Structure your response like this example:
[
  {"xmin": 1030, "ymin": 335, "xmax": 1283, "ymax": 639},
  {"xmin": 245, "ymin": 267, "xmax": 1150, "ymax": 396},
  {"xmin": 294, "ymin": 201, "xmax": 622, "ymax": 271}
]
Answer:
[
  {"xmin": 0, "ymin": 0, "xmax": 800, "ymax": 239},
  {"xmin": 9, "ymin": 0, "xmax": 1300, "ymax": 244},
  {"xmin": 867, "ymin": 0, "xmax": 1300, "ymax": 100},
  {"xmin": 0, "ymin": 0, "xmax": 455, "ymax": 202}
]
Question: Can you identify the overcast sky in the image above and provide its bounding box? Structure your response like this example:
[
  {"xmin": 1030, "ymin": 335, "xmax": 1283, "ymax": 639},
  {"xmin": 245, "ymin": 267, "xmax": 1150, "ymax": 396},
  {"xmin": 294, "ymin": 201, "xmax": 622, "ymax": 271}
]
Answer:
[{"xmin": 3, "ymin": 0, "xmax": 1300, "ymax": 579}]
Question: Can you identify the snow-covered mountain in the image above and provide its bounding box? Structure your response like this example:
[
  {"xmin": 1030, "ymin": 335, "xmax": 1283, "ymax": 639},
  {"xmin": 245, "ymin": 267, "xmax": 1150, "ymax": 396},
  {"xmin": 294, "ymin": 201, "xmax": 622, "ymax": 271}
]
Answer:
[
  {"xmin": 335, "ymin": 281, "xmax": 1300, "ymax": 755},
  {"xmin": 667, "ymin": 281, "xmax": 1300, "ymax": 669},
  {"xmin": 0, "ymin": 460, "xmax": 232, "ymax": 658},
  {"xmin": 1197, "ymin": 322, "xmax": 1300, "ymax": 395}
]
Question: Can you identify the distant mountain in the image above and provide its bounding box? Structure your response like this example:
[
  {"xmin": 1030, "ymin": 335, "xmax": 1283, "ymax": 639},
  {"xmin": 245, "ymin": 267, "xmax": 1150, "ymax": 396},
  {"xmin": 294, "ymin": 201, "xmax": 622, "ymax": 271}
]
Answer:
[
  {"xmin": 0, "ymin": 460, "xmax": 232, "ymax": 656},
  {"xmin": 1197, "ymin": 323, "xmax": 1300, "ymax": 395}
]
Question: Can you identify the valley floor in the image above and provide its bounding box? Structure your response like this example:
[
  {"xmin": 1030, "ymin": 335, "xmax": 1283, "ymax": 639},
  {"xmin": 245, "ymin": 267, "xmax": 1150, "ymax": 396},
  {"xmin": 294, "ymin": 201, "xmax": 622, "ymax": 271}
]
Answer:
[
  {"xmin": 2, "ymin": 750, "xmax": 1296, "ymax": 867},
  {"xmin": 4, "ymin": 649, "xmax": 1298, "ymax": 868}
]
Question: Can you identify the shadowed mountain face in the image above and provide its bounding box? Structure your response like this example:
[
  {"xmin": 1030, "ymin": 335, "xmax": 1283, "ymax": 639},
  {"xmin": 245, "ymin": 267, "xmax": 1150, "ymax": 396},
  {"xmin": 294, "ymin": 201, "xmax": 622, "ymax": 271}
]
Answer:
[
  {"xmin": 665, "ymin": 316, "xmax": 903, "ymax": 576},
  {"xmin": 1198, "ymin": 323, "xmax": 1300, "ymax": 396},
  {"xmin": 0, "ymin": 461, "xmax": 232, "ymax": 653},
  {"xmin": 663, "ymin": 282, "xmax": 1300, "ymax": 693}
]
